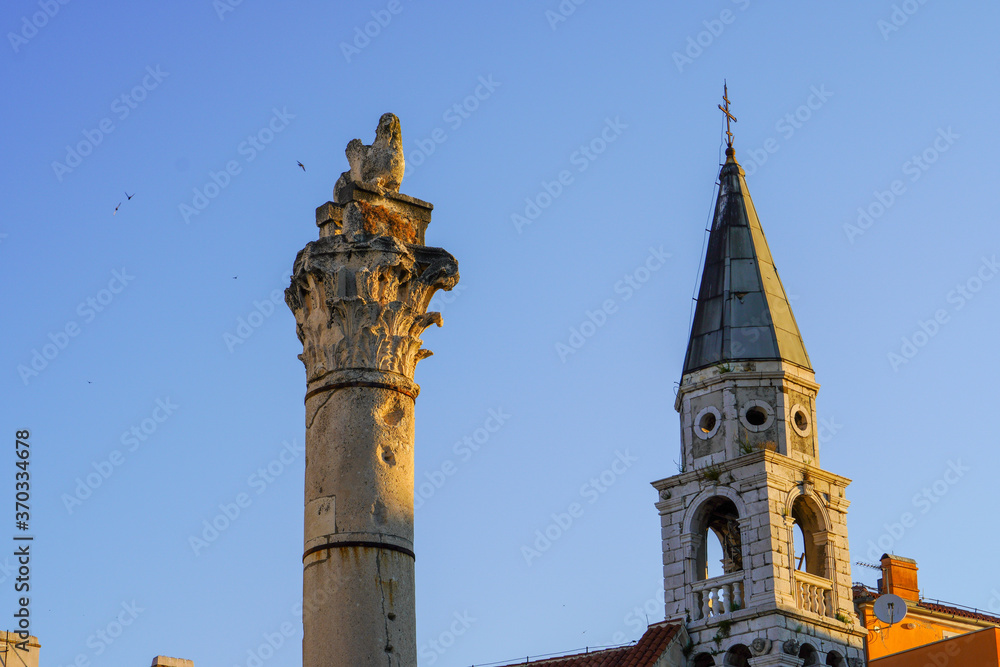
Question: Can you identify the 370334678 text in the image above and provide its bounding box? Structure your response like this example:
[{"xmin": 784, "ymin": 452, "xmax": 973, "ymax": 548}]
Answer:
[{"xmin": 12, "ymin": 429, "xmax": 33, "ymax": 652}]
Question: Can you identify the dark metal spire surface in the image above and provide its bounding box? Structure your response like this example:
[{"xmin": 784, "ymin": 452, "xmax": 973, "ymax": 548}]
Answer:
[{"xmin": 682, "ymin": 148, "xmax": 811, "ymax": 374}]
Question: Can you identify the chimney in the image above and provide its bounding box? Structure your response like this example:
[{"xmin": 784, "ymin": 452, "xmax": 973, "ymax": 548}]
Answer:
[{"xmin": 880, "ymin": 553, "xmax": 920, "ymax": 602}]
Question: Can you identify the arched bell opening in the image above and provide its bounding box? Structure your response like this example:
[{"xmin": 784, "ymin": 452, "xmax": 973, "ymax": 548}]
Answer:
[
  {"xmin": 790, "ymin": 495, "xmax": 829, "ymax": 578},
  {"xmin": 723, "ymin": 644, "xmax": 752, "ymax": 666},
  {"xmin": 692, "ymin": 653, "xmax": 716, "ymax": 667},
  {"xmin": 692, "ymin": 496, "xmax": 743, "ymax": 580}
]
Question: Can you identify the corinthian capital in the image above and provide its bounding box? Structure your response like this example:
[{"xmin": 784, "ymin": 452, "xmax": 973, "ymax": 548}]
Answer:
[
  {"xmin": 286, "ymin": 113, "xmax": 459, "ymax": 385},
  {"xmin": 286, "ymin": 234, "xmax": 458, "ymax": 382}
]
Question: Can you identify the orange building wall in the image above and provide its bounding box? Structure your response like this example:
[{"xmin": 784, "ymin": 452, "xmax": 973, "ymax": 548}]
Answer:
[
  {"xmin": 860, "ymin": 604, "xmax": 983, "ymax": 660},
  {"xmin": 870, "ymin": 627, "xmax": 1000, "ymax": 667}
]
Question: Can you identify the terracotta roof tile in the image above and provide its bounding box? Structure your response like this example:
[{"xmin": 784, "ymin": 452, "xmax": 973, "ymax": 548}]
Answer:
[
  {"xmin": 493, "ymin": 622, "xmax": 680, "ymax": 667},
  {"xmin": 853, "ymin": 585, "xmax": 1000, "ymax": 626},
  {"xmin": 916, "ymin": 602, "xmax": 1000, "ymax": 625}
]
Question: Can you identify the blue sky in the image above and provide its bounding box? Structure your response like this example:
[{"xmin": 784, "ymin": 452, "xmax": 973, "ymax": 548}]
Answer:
[{"xmin": 2, "ymin": 1, "xmax": 999, "ymax": 666}]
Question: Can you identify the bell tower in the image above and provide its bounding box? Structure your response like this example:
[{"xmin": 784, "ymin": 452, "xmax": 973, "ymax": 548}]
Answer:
[{"xmin": 651, "ymin": 87, "xmax": 867, "ymax": 666}]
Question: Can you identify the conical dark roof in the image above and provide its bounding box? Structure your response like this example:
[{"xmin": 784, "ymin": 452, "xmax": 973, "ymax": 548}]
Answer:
[{"xmin": 682, "ymin": 149, "xmax": 811, "ymax": 374}]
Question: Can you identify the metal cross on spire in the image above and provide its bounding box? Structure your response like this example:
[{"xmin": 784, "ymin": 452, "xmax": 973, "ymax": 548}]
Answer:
[{"xmin": 718, "ymin": 81, "xmax": 737, "ymax": 149}]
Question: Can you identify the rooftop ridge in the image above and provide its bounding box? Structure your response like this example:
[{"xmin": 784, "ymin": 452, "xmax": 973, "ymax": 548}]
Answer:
[{"xmin": 486, "ymin": 621, "xmax": 679, "ymax": 667}]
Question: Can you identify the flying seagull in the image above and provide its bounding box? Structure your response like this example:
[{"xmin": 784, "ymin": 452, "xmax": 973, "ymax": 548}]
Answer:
[
  {"xmin": 113, "ymin": 202, "xmax": 121, "ymax": 215},
  {"xmin": 297, "ymin": 161, "xmax": 306, "ymax": 171},
  {"xmin": 125, "ymin": 191, "xmax": 135, "ymax": 200}
]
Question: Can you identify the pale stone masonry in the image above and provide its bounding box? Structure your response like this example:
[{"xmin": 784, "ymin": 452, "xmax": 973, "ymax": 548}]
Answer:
[
  {"xmin": 151, "ymin": 657, "xmax": 193, "ymax": 667},
  {"xmin": 650, "ymin": 147, "xmax": 867, "ymax": 666},
  {"xmin": 0, "ymin": 632, "xmax": 39, "ymax": 667},
  {"xmin": 286, "ymin": 114, "xmax": 459, "ymax": 667}
]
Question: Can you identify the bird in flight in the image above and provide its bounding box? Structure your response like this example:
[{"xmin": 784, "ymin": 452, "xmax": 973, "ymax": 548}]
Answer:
[
  {"xmin": 232, "ymin": 276, "xmax": 238, "ymax": 280},
  {"xmin": 113, "ymin": 202, "xmax": 121, "ymax": 215},
  {"xmin": 297, "ymin": 161, "xmax": 306, "ymax": 171},
  {"xmin": 125, "ymin": 191, "xmax": 135, "ymax": 200}
]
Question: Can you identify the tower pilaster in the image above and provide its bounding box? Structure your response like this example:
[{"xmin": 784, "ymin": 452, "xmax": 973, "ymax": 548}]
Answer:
[{"xmin": 286, "ymin": 114, "xmax": 459, "ymax": 667}]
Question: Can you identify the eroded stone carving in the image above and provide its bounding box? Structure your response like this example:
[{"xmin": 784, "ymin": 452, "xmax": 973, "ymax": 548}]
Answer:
[
  {"xmin": 750, "ymin": 637, "xmax": 770, "ymax": 655},
  {"xmin": 289, "ymin": 113, "xmax": 458, "ymax": 384},
  {"xmin": 319, "ymin": 113, "xmax": 433, "ymax": 245},
  {"xmin": 286, "ymin": 236, "xmax": 458, "ymax": 382},
  {"xmin": 334, "ymin": 112, "xmax": 405, "ymax": 202},
  {"xmin": 782, "ymin": 639, "xmax": 800, "ymax": 655},
  {"xmin": 289, "ymin": 113, "xmax": 458, "ymax": 667}
]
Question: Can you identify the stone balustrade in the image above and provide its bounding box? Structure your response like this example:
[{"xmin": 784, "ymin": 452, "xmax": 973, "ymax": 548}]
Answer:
[
  {"xmin": 691, "ymin": 571, "xmax": 745, "ymax": 621},
  {"xmin": 794, "ymin": 570, "xmax": 834, "ymax": 617}
]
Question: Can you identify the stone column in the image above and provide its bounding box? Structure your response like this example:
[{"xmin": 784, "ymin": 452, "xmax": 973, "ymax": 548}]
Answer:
[{"xmin": 286, "ymin": 114, "xmax": 459, "ymax": 667}]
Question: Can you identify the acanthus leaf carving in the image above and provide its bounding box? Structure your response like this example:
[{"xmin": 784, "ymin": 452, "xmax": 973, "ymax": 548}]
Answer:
[{"xmin": 287, "ymin": 236, "xmax": 458, "ymax": 382}]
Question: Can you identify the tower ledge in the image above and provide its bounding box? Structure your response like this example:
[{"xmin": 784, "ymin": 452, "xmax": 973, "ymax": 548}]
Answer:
[{"xmin": 674, "ymin": 359, "xmax": 820, "ymax": 412}]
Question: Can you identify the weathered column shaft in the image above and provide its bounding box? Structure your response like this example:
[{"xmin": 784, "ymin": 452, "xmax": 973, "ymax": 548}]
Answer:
[
  {"xmin": 301, "ymin": 375, "xmax": 416, "ymax": 666},
  {"xmin": 286, "ymin": 114, "xmax": 458, "ymax": 667}
]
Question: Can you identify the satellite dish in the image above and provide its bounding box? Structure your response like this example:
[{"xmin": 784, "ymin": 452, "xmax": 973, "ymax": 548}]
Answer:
[{"xmin": 873, "ymin": 594, "xmax": 908, "ymax": 625}]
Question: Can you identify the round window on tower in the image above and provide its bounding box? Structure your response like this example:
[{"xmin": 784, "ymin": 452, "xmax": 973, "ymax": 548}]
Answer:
[
  {"xmin": 693, "ymin": 406, "xmax": 721, "ymax": 440},
  {"xmin": 790, "ymin": 403, "xmax": 812, "ymax": 437},
  {"xmin": 739, "ymin": 400, "xmax": 774, "ymax": 432},
  {"xmin": 700, "ymin": 412, "xmax": 717, "ymax": 432}
]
